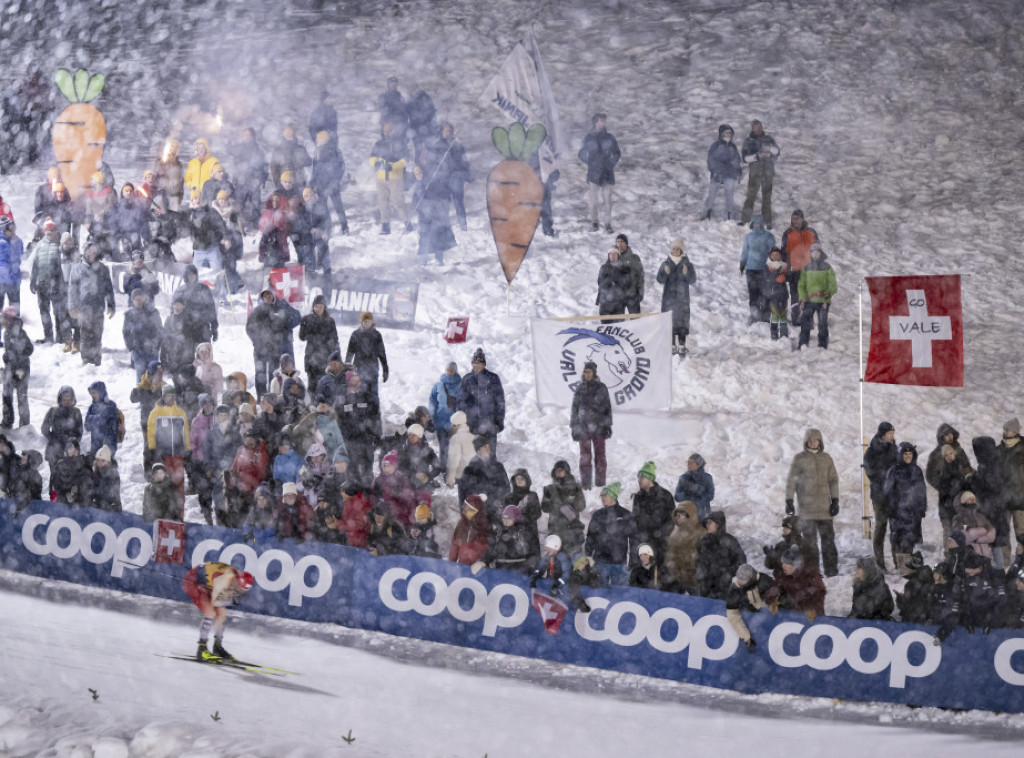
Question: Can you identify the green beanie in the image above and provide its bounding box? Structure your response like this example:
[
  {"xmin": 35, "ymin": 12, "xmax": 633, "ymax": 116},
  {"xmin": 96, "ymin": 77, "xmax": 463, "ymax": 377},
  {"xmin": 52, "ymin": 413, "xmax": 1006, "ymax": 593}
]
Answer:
[
  {"xmin": 601, "ymin": 482, "xmax": 621, "ymax": 501},
  {"xmin": 638, "ymin": 461, "xmax": 657, "ymax": 482}
]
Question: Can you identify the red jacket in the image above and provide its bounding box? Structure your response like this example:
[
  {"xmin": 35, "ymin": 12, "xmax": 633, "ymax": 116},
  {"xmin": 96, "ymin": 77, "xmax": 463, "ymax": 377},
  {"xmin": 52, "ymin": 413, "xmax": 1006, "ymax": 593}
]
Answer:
[
  {"xmin": 232, "ymin": 440, "xmax": 270, "ymax": 493},
  {"xmin": 769, "ymin": 565, "xmax": 826, "ymax": 615},
  {"xmin": 780, "ymin": 224, "xmax": 818, "ymax": 273},
  {"xmin": 275, "ymin": 496, "xmax": 314, "ymax": 541},
  {"xmin": 341, "ymin": 492, "xmax": 373, "ymax": 548},
  {"xmin": 449, "ymin": 513, "xmax": 492, "ymax": 565},
  {"xmin": 373, "ymin": 471, "xmax": 417, "ymax": 526}
]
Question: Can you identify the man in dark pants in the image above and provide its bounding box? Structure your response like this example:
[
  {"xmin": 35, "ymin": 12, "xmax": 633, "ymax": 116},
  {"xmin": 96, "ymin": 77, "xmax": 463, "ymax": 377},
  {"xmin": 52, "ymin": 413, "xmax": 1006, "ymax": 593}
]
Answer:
[
  {"xmin": 739, "ymin": 120, "xmax": 781, "ymax": 228},
  {"xmin": 66, "ymin": 242, "xmax": 115, "ymax": 366},
  {"xmin": 785, "ymin": 428, "xmax": 840, "ymax": 577},
  {"xmin": 569, "ymin": 361, "xmax": 612, "ymax": 490}
]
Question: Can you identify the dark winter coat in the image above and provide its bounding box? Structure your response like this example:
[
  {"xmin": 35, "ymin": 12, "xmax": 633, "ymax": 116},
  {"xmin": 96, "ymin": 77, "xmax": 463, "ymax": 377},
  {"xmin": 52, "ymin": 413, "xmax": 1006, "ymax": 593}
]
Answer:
[
  {"xmin": 849, "ymin": 557, "xmax": 894, "ymax": 620},
  {"xmin": 412, "ymin": 175, "xmax": 456, "ymax": 260},
  {"xmin": 173, "ymin": 273, "xmax": 219, "ymax": 344},
  {"xmin": 740, "ymin": 130, "xmax": 780, "ymax": 174},
  {"xmin": 503, "ymin": 469, "xmax": 542, "ymax": 557},
  {"xmin": 84, "ymin": 381, "xmax": 120, "ymax": 455},
  {"xmin": 925, "ymin": 423, "xmax": 971, "ymax": 492},
  {"xmin": 578, "ymin": 129, "xmax": 620, "ymax": 185},
  {"xmin": 130, "ymin": 372, "xmax": 163, "ymax": 433},
  {"xmin": 706, "ymin": 128, "xmax": 742, "ymax": 181},
  {"xmin": 345, "ymin": 326, "xmax": 388, "ymax": 383},
  {"xmin": 299, "ymin": 307, "xmax": 340, "ymax": 372},
  {"xmin": 585, "ymin": 503, "xmax": 638, "ymax": 566},
  {"xmin": 52, "ymin": 454, "xmax": 90, "ymax": 506},
  {"xmin": 368, "ymin": 514, "xmax": 408, "ymax": 557},
  {"xmin": 41, "ymin": 386, "xmax": 82, "ymax": 466},
  {"xmin": 397, "ymin": 436, "xmax": 440, "ymax": 483},
  {"xmin": 457, "ymin": 455, "xmax": 511, "ymax": 520},
  {"xmin": 122, "ymin": 299, "xmax": 164, "ymax": 359},
  {"xmin": 160, "ymin": 311, "xmax": 194, "ymax": 372},
  {"xmin": 629, "ymin": 561, "xmax": 662, "ymax": 590},
  {"xmin": 457, "ymin": 368, "xmax": 505, "ymax": 438},
  {"xmin": 372, "ymin": 470, "xmax": 417, "ymax": 526},
  {"xmin": 971, "ymin": 436, "xmax": 1009, "ymax": 548},
  {"xmin": 674, "ymin": 459, "xmax": 715, "ymax": 522},
  {"xmin": 696, "ymin": 512, "xmax": 746, "ymax": 600},
  {"xmin": 541, "ymin": 465, "xmax": 587, "ymax": 556},
  {"xmin": 484, "ymin": 521, "xmax": 539, "ymax": 573},
  {"xmin": 570, "ymin": 375, "xmax": 612, "ymax": 440},
  {"xmin": 597, "ymin": 256, "xmax": 631, "ymax": 310},
  {"xmin": 882, "ymin": 442, "xmax": 928, "ymax": 549},
  {"xmin": 998, "ymin": 437, "xmax": 1024, "ymax": 511},
  {"xmin": 246, "ymin": 294, "xmax": 302, "ymax": 361},
  {"xmin": 656, "ymin": 255, "xmax": 697, "ymax": 332},
  {"xmin": 896, "ymin": 565, "xmax": 934, "ymax": 624},
  {"xmin": 67, "ymin": 258, "xmax": 115, "ymax": 312},
  {"xmin": 631, "ymin": 482, "xmax": 676, "ymax": 558},
  {"xmin": 767, "ymin": 563, "xmax": 826, "ymax": 616},
  {"xmin": 3, "ymin": 318, "xmax": 33, "ymax": 374},
  {"xmin": 929, "ymin": 578, "xmax": 961, "ymax": 641},
  {"xmin": 336, "ymin": 384, "xmax": 382, "ymax": 448},
  {"xmin": 274, "ymin": 495, "xmax": 315, "ymax": 541},
  {"xmin": 89, "ymin": 461, "xmax": 122, "ymax": 512},
  {"xmin": 862, "ymin": 424, "xmax": 898, "ymax": 508},
  {"xmin": 959, "ymin": 567, "xmax": 1004, "ymax": 630},
  {"xmin": 271, "ymin": 138, "xmax": 312, "ymax": 186}
]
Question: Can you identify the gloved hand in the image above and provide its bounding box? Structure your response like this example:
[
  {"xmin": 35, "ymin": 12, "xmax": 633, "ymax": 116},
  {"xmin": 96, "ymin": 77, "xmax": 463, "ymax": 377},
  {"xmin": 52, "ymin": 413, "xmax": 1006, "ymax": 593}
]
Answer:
[
  {"xmin": 106, "ymin": 306, "xmax": 115, "ymax": 320},
  {"xmin": 549, "ymin": 583, "xmax": 560, "ymax": 597},
  {"xmin": 574, "ymin": 596, "xmax": 591, "ymax": 613},
  {"xmin": 382, "ymin": 367, "xmax": 389, "ymax": 383},
  {"xmin": 829, "ymin": 498, "xmax": 839, "ymax": 517},
  {"xmin": 745, "ymin": 637, "xmax": 757, "ymax": 652},
  {"xmin": 739, "ymin": 262, "xmax": 745, "ymax": 274},
  {"xmin": 785, "ymin": 499, "xmax": 795, "ymax": 516},
  {"xmin": 211, "ymin": 327, "xmax": 218, "ymax": 342},
  {"xmin": 29, "ymin": 282, "xmax": 37, "ymax": 295}
]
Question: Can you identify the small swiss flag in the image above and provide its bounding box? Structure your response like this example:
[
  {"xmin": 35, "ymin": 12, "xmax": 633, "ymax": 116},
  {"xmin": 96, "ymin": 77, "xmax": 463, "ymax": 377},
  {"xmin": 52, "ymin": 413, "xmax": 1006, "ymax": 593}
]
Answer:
[
  {"xmin": 153, "ymin": 520, "xmax": 186, "ymax": 565},
  {"xmin": 531, "ymin": 589, "xmax": 569, "ymax": 635},
  {"xmin": 444, "ymin": 316, "xmax": 469, "ymax": 343},
  {"xmin": 269, "ymin": 265, "xmax": 306, "ymax": 303}
]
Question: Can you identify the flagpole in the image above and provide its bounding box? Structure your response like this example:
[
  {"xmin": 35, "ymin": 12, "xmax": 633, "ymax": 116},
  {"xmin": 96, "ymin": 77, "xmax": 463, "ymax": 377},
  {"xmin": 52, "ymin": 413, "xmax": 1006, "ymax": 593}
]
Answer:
[{"xmin": 859, "ymin": 280, "xmax": 871, "ymax": 541}]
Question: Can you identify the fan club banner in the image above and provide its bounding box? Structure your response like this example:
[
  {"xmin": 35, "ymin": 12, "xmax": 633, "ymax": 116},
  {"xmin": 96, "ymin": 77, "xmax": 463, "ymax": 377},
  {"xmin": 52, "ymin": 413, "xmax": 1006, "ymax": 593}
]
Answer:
[
  {"xmin": 531, "ymin": 313, "xmax": 672, "ymax": 410},
  {"xmin": 864, "ymin": 275, "xmax": 963, "ymax": 387}
]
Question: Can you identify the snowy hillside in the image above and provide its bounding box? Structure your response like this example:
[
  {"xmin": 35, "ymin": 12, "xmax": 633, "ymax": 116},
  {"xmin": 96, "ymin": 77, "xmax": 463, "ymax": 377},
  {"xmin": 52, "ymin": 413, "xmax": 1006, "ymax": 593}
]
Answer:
[{"xmin": 2, "ymin": 0, "xmax": 1024, "ymax": 752}]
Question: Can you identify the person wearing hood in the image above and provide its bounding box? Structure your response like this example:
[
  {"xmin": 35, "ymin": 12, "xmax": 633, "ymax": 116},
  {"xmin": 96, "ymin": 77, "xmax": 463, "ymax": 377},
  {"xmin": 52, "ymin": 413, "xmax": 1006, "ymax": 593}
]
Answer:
[
  {"xmin": 41, "ymin": 385, "xmax": 82, "ymax": 487},
  {"xmin": 335, "ymin": 480, "xmax": 371, "ymax": 549},
  {"xmin": 738, "ymin": 214, "xmax": 776, "ymax": 325},
  {"xmin": 656, "ymin": 239, "xmax": 697, "ymax": 357},
  {"xmin": 780, "ymin": 208, "xmax": 819, "ymax": 306},
  {"xmin": 700, "ymin": 124, "xmax": 742, "ymax": 222},
  {"xmin": 696, "ymin": 510, "xmax": 746, "ymax": 600},
  {"xmin": 585, "ymin": 482, "xmax": 638, "ymax": 587},
  {"xmin": 764, "ymin": 545, "xmax": 826, "ymax": 619},
  {"xmin": 613, "ymin": 234, "xmax": 644, "ymax": 315},
  {"xmin": 410, "ymin": 161, "xmax": 457, "ymax": 266},
  {"xmin": 762, "ymin": 514, "xmax": 812, "ymax": 572},
  {"xmin": 66, "ymin": 242, "xmax": 115, "ymax": 366},
  {"xmin": 29, "ymin": 218, "xmax": 70, "ymax": 345},
  {"xmin": 1, "ymin": 310, "xmax": 32, "ymax": 428},
  {"xmin": 739, "ymin": 119, "xmax": 781, "ymax": 227},
  {"xmin": 796, "ymin": 243, "xmax": 837, "ymax": 350},
  {"xmin": 863, "ymin": 421, "xmax": 898, "ymax": 571},
  {"xmin": 662, "ymin": 500, "xmax": 705, "ymax": 594},
  {"xmin": 541, "ymin": 460, "xmax": 588, "ymax": 559},
  {"xmin": 925, "ymin": 423, "xmax": 973, "ymax": 545},
  {"xmin": 674, "ymin": 453, "xmax": 715, "ymax": 523},
  {"xmin": 631, "ymin": 461, "xmax": 675, "ymax": 563},
  {"xmin": 785, "ymin": 428, "xmax": 840, "ymax": 577},
  {"xmin": 84, "ymin": 381, "xmax": 120, "ymax": 457},
  {"xmin": 970, "ymin": 435, "xmax": 1010, "ymax": 569},
  {"xmin": 895, "ymin": 551, "xmax": 933, "ymax": 624},
  {"xmin": 763, "ymin": 246, "xmax": 790, "ymax": 340},
  {"xmin": 883, "ymin": 441, "xmax": 928, "ymax": 573},
  {"xmin": 246, "ymin": 288, "xmax": 302, "ymax": 399},
  {"xmin": 997, "ymin": 418, "xmax": 1024, "ymax": 551},
  {"xmin": 52, "ymin": 438, "xmax": 90, "ymax": 507},
  {"xmin": 596, "ymin": 246, "xmax": 630, "ymax": 323},
  {"xmin": 725, "ymin": 563, "xmax": 774, "ymax": 651},
  {"xmin": 269, "ymin": 353, "xmax": 304, "ymax": 397},
  {"xmin": 299, "ymin": 295, "xmax": 339, "ymax": 394},
  {"xmin": 11, "ymin": 449, "xmax": 44, "ymax": 513},
  {"xmin": 299, "ymin": 441, "xmax": 332, "ymax": 499},
  {"xmin": 428, "ymin": 362, "xmax": 461, "ymax": 472},
  {"xmin": 445, "ymin": 410, "xmax": 475, "ymax": 487},
  {"xmin": 0, "ymin": 216, "xmax": 23, "ymax": 317},
  {"xmin": 578, "ymin": 112, "xmax": 620, "ymax": 233},
  {"xmin": 293, "ymin": 395, "xmax": 346, "ymax": 459},
  {"xmin": 123, "ymin": 288, "xmax": 164, "ymax": 381},
  {"xmin": 173, "ymin": 264, "xmax": 219, "ymax": 345},
  {"xmin": 192, "ymin": 342, "xmax": 224, "ymax": 400},
  {"xmin": 570, "ymin": 360, "xmax": 612, "ymax": 490},
  {"xmin": 849, "ymin": 556, "xmax": 894, "ymax": 620},
  {"xmin": 503, "ymin": 468, "xmax": 542, "ymax": 560},
  {"xmin": 88, "ymin": 445, "xmax": 121, "ymax": 512}
]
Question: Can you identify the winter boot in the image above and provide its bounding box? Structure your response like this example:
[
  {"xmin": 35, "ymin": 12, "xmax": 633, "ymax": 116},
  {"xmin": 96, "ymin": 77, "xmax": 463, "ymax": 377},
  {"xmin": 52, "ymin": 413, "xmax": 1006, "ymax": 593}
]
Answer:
[
  {"xmin": 71, "ymin": 341, "xmax": 80, "ymax": 354},
  {"xmin": 770, "ymin": 323, "xmax": 779, "ymax": 340},
  {"xmin": 212, "ymin": 640, "xmax": 236, "ymax": 661},
  {"xmin": 591, "ymin": 221, "xmax": 600, "ymax": 232},
  {"xmin": 779, "ymin": 322, "xmax": 789, "ymax": 338},
  {"xmin": 63, "ymin": 341, "xmax": 73, "ymax": 353},
  {"xmin": 196, "ymin": 640, "xmax": 213, "ymax": 661},
  {"xmin": 604, "ymin": 224, "xmax": 614, "ymax": 234},
  {"xmin": 380, "ymin": 222, "xmax": 391, "ymax": 235}
]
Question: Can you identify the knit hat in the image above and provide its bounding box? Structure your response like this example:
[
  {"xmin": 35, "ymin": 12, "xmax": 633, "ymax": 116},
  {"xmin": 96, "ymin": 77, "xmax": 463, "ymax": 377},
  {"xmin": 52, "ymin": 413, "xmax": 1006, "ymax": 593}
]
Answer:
[
  {"xmin": 964, "ymin": 550, "xmax": 987, "ymax": 570},
  {"xmin": 688, "ymin": 453, "xmax": 705, "ymax": 469},
  {"xmin": 215, "ymin": 404, "xmax": 231, "ymax": 415},
  {"xmin": 161, "ymin": 385, "xmax": 177, "ymax": 397},
  {"xmin": 463, "ymin": 494, "xmax": 485, "ymax": 513},
  {"xmin": 281, "ymin": 482, "xmax": 298, "ymax": 497},
  {"xmin": 414, "ymin": 504, "xmax": 432, "ymax": 521},
  {"xmin": 551, "ymin": 459, "xmax": 570, "ymax": 477},
  {"xmin": 502, "ymin": 504, "xmax": 522, "ymax": 522},
  {"xmin": 42, "ymin": 217, "xmax": 57, "ymax": 231},
  {"xmin": 615, "ymin": 233, "xmax": 628, "ymax": 245},
  {"xmin": 781, "ymin": 515, "xmax": 799, "ymax": 531},
  {"xmin": 781, "ymin": 545, "xmax": 803, "ymax": 568},
  {"xmin": 670, "ymin": 239, "xmax": 685, "ymax": 254},
  {"xmin": 151, "ymin": 462, "xmax": 165, "ymax": 474},
  {"xmin": 60, "ymin": 232, "xmax": 73, "ymax": 246},
  {"xmin": 239, "ymin": 403, "xmax": 254, "ymax": 416},
  {"xmin": 381, "ymin": 450, "xmax": 399, "ymax": 469},
  {"xmin": 471, "ymin": 347, "xmax": 486, "ymax": 365},
  {"xmin": 544, "ymin": 534, "xmax": 562, "ymax": 552},
  {"xmin": 638, "ymin": 461, "xmax": 657, "ymax": 482},
  {"xmin": 94, "ymin": 445, "xmax": 112, "ymax": 463},
  {"xmin": 147, "ymin": 360, "xmax": 162, "ymax": 374},
  {"xmin": 877, "ymin": 421, "xmax": 895, "ymax": 435},
  {"xmin": 960, "ymin": 490, "xmax": 978, "ymax": 505},
  {"xmin": 638, "ymin": 543, "xmax": 654, "ymax": 558},
  {"xmin": 450, "ymin": 410, "xmax": 467, "ymax": 427},
  {"xmin": 735, "ymin": 563, "xmax": 757, "ymax": 584},
  {"xmin": 472, "ymin": 435, "xmax": 490, "ymax": 451},
  {"xmin": 583, "ymin": 360, "xmax": 598, "ymax": 373},
  {"xmin": 1005, "ymin": 418, "xmax": 1021, "ymax": 437},
  {"xmin": 407, "ymin": 423, "xmax": 425, "ymax": 438},
  {"xmin": 792, "ymin": 209, "xmax": 805, "ymax": 219},
  {"xmin": 601, "ymin": 482, "xmax": 621, "ymax": 501},
  {"xmin": 280, "ymin": 170, "xmax": 294, "ymax": 182}
]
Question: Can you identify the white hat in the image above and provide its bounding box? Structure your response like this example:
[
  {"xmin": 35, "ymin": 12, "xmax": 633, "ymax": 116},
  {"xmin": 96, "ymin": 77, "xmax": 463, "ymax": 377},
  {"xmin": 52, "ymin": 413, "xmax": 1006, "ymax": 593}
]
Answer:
[{"xmin": 282, "ymin": 482, "xmax": 298, "ymax": 497}]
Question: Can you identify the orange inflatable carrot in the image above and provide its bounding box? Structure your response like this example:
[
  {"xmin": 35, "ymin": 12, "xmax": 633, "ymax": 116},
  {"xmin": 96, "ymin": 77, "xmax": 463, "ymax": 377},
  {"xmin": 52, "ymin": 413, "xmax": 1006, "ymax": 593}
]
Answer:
[
  {"xmin": 487, "ymin": 122, "xmax": 546, "ymax": 284},
  {"xmin": 52, "ymin": 68, "xmax": 107, "ymax": 201}
]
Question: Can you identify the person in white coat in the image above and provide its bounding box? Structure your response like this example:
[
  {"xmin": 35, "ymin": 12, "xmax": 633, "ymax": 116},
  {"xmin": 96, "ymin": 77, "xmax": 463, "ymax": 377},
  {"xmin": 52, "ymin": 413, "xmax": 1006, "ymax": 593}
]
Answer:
[{"xmin": 446, "ymin": 410, "xmax": 476, "ymax": 487}]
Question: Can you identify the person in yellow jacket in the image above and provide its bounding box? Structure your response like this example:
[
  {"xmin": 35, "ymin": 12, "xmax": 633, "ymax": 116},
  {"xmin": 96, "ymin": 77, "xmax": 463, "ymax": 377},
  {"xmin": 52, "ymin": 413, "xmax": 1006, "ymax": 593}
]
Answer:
[
  {"xmin": 147, "ymin": 385, "xmax": 191, "ymax": 516},
  {"xmin": 182, "ymin": 561, "xmax": 255, "ymax": 660},
  {"xmin": 368, "ymin": 120, "xmax": 409, "ymax": 235},
  {"xmin": 184, "ymin": 138, "xmax": 221, "ymax": 197}
]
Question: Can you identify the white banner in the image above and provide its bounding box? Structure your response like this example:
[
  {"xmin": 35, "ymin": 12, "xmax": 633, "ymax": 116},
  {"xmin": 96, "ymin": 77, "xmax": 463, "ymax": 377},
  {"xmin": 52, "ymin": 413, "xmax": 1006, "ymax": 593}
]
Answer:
[
  {"xmin": 478, "ymin": 31, "xmax": 563, "ymax": 180},
  {"xmin": 531, "ymin": 313, "xmax": 673, "ymax": 411}
]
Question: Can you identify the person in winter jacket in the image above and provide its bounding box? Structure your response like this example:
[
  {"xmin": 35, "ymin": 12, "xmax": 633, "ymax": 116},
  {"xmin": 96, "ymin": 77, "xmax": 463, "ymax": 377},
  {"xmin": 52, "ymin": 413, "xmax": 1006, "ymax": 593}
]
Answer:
[
  {"xmin": 246, "ymin": 288, "xmax": 302, "ymax": 399},
  {"xmin": 184, "ymin": 138, "xmax": 220, "ymax": 198},
  {"xmin": 895, "ymin": 551, "xmax": 933, "ymax": 623},
  {"xmin": 570, "ymin": 361, "xmax": 612, "ymax": 490},
  {"xmin": 739, "ymin": 120, "xmax": 781, "ymax": 227},
  {"xmin": 785, "ymin": 428, "xmax": 840, "ymax": 577},
  {"xmin": 51, "ymin": 437, "xmax": 90, "ymax": 506},
  {"xmin": 29, "ymin": 219, "xmax": 70, "ymax": 344},
  {"xmin": 66, "ymin": 242, "xmax": 115, "ymax": 366},
  {"xmin": 41, "ymin": 385, "xmax": 82, "ymax": 489},
  {"xmin": 373, "ymin": 449, "xmax": 417, "ymax": 526},
  {"xmin": 596, "ymin": 247, "xmax": 630, "ymax": 322},
  {"xmin": 456, "ymin": 437, "xmax": 511, "ymax": 523},
  {"xmin": 192, "ymin": 342, "xmax": 224, "ymax": 400},
  {"xmin": 11, "ymin": 448, "xmax": 44, "ymax": 513},
  {"xmin": 849, "ymin": 556, "xmax": 894, "ymax": 620},
  {"xmin": 270, "ymin": 125, "xmax": 312, "ymax": 189},
  {"xmin": 612, "ymin": 234, "xmax": 645, "ymax": 315},
  {"xmin": 231, "ymin": 127, "xmax": 267, "ymax": 231},
  {"xmin": 457, "ymin": 348, "xmax": 506, "ymax": 456},
  {"xmin": 863, "ymin": 421, "xmax": 898, "ymax": 570},
  {"xmin": 345, "ymin": 311, "xmax": 389, "ymax": 400},
  {"xmin": 725, "ymin": 563, "xmax": 774, "ymax": 651},
  {"xmin": 925, "ymin": 422, "xmax": 973, "ymax": 545},
  {"xmin": 764, "ymin": 545, "xmax": 825, "ymax": 619},
  {"xmin": 445, "ymin": 410, "xmax": 475, "ymax": 487},
  {"xmin": 998, "ymin": 417, "xmax": 1024, "ymax": 550},
  {"xmin": 433, "ymin": 122, "xmax": 470, "ymax": 230},
  {"xmin": 762, "ymin": 515, "xmax": 812, "ymax": 572},
  {"xmin": 84, "ymin": 381, "xmax": 119, "ymax": 457},
  {"xmin": 160, "ymin": 295, "xmax": 193, "ymax": 374},
  {"xmin": 478, "ymin": 504, "xmax": 539, "ymax": 574},
  {"xmin": 953, "ymin": 490, "xmax": 997, "ymax": 560},
  {"xmin": 763, "ymin": 246, "xmax": 790, "ymax": 340},
  {"xmin": 367, "ymin": 502, "xmax": 408, "ymax": 556},
  {"xmin": 503, "ymin": 468, "xmax": 542, "ymax": 557},
  {"xmin": 585, "ymin": 482, "xmax": 638, "ymax": 586},
  {"xmin": 674, "ymin": 453, "xmax": 715, "ymax": 522},
  {"xmin": 272, "ymin": 435, "xmax": 304, "ymax": 489},
  {"xmin": 334, "ymin": 371, "xmax": 380, "ymax": 485},
  {"xmin": 396, "ymin": 423, "xmax": 440, "ymax": 485},
  {"xmin": 696, "ymin": 510, "xmax": 746, "ymax": 600},
  {"xmin": 122, "ymin": 288, "xmax": 163, "ymax": 380},
  {"xmin": 883, "ymin": 441, "xmax": 928, "ymax": 572},
  {"xmin": 139, "ymin": 462, "xmax": 177, "ymax": 521},
  {"xmin": 541, "ymin": 460, "xmax": 588, "ymax": 559},
  {"xmin": 203, "ymin": 405, "xmax": 242, "ymax": 525},
  {"xmin": 310, "ymin": 129, "xmax": 348, "ymax": 234},
  {"xmin": 780, "ymin": 209, "xmax": 819, "ymax": 305},
  {"xmin": 200, "ymin": 162, "xmax": 234, "ymax": 207},
  {"xmin": 970, "ymin": 435, "xmax": 1011, "ymax": 569},
  {"xmin": 147, "ymin": 385, "xmax": 190, "ymax": 515},
  {"xmin": 958, "ymin": 550, "xmax": 1004, "ymax": 633},
  {"xmin": 629, "ymin": 543, "xmax": 663, "ymax": 590},
  {"xmin": 738, "ymin": 214, "xmax": 775, "ymax": 325},
  {"xmin": 797, "ymin": 243, "xmax": 837, "ymax": 350},
  {"xmin": 274, "ymin": 481, "xmax": 314, "ymax": 542},
  {"xmin": 173, "ymin": 264, "xmax": 219, "ymax": 345},
  {"xmin": 578, "ymin": 113, "xmax": 620, "ymax": 232},
  {"xmin": 662, "ymin": 501, "xmax": 705, "ymax": 594},
  {"xmin": 701, "ymin": 124, "xmax": 742, "ymax": 222},
  {"xmin": 88, "ymin": 445, "xmax": 121, "ymax": 512},
  {"xmin": 1, "ymin": 310, "xmax": 32, "ymax": 428},
  {"xmin": 428, "ymin": 362, "xmax": 461, "ymax": 472},
  {"xmin": 631, "ymin": 461, "xmax": 675, "ymax": 563},
  {"xmin": 529, "ymin": 535, "xmax": 574, "ymax": 602},
  {"xmin": 929, "ymin": 561, "xmax": 962, "ymax": 644},
  {"xmin": 369, "ymin": 120, "xmax": 409, "ymax": 235},
  {"xmin": 657, "ymin": 239, "xmax": 697, "ymax": 356},
  {"xmin": 449, "ymin": 494, "xmax": 493, "ymax": 565},
  {"xmin": 269, "ymin": 353, "xmax": 304, "ymax": 397},
  {"xmin": 332, "ymin": 481, "xmax": 370, "ymax": 549},
  {"xmin": 0, "ymin": 217, "xmax": 23, "ymax": 314},
  {"xmin": 232, "ymin": 429, "xmax": 270, "ymax": 499},
  {"xmin": 410, "ymin": 163, "xmax": 456, "ymax": 266},
  {"xmin": 299, "ymin": 295, "xmax": 339, "ymax": 394}
]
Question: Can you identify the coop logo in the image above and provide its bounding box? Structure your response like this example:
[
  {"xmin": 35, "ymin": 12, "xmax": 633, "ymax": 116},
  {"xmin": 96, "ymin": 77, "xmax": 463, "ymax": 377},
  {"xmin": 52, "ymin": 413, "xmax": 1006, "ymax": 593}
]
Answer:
[
  {"xmin": 192, "ymin": 539, "xmax": 332, "ymax": 607},
  {"xmin": 768, "ymin": 622, "xmax": 941, "ymax": 688},
  {"xmin": 556, "ymin": 326, "xmax": 652, "ymax": 405},
  {"xmin": 575, "ymin": 598, "xmax": 737, "ymax": 669},
  {"xmin": 378, "ymin": 568, "xmax": 529, "ymax": 637}
]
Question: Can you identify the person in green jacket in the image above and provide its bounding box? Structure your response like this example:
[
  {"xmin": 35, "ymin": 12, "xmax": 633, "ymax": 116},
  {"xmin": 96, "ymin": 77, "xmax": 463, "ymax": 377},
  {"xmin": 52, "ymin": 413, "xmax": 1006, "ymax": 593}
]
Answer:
[{"xmin": 797, "ymin": 243, "xmax": 837, "ymax": 349}]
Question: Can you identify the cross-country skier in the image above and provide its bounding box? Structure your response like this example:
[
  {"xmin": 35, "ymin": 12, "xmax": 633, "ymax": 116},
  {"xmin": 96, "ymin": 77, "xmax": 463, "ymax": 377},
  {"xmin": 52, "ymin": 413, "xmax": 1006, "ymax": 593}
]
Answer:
[{"xmin": 182, "ymin": 561, "xmax": 255, "ymax": 661}]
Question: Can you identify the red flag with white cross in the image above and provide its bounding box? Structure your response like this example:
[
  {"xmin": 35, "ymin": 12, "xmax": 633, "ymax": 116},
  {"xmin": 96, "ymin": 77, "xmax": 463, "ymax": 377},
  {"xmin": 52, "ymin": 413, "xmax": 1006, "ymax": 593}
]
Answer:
[
  {"xmin": 444, "ymin": 316, "xmax": 469, "ymax": 343},
  {"xmin": 268, "ymin": 265, "xmax": 306, "ymax": 303},
  {"xmin": 531, "ymin": 589, "xmax": 569, "ymax": 635},
  {"xmin": 864, "ymin": 275, "xmax": 963, "ymax": 386},
  {"xmin": 152, "ymin": 520, "xmax": 186, "ymax": 565}
]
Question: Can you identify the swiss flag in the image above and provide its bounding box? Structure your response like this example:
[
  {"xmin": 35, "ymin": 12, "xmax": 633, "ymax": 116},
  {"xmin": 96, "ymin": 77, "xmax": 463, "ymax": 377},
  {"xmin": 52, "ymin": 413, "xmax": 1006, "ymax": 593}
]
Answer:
[
  {"xmin": 269, "ymin": 265, "xmax": 306, "ymax": 303},
  {"xmin": 152, "ymin": 520, "xmax": 186, "ymax": 565},
  {"xmin": 444, "ymin": 317, "xmax": 469, "ymax": 343},
  {"xmin": 531, "ymin": 589, "xmax": 569, "ymax": 635},
  {"xmin": 864, "ymin": 275, "xmax": 963, "ymax": 387}
]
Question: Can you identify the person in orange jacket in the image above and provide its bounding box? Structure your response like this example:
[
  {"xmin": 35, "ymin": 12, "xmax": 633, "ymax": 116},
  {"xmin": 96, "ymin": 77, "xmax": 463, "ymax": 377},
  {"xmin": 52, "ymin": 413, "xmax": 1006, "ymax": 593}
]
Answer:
[{"xmin": 779, "ymin": 208, "xmax": 819, "ymax": 306}]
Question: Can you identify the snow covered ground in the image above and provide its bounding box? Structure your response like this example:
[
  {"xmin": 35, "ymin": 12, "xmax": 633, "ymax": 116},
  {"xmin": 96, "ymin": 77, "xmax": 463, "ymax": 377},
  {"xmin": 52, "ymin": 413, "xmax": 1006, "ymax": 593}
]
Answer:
[{"xmin": 2, "ymin": 0, "xmax": 1024, "ymax": 752}]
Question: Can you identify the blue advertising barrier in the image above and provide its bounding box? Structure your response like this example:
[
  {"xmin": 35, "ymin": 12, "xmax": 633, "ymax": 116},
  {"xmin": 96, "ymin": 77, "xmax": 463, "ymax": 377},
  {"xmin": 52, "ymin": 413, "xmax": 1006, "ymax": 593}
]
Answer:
[{"xmin": 2, "ymin": 499, "xmax": 1023, "ymax": 712}]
